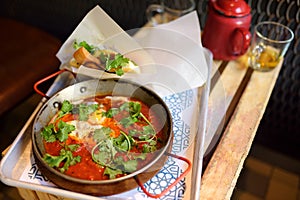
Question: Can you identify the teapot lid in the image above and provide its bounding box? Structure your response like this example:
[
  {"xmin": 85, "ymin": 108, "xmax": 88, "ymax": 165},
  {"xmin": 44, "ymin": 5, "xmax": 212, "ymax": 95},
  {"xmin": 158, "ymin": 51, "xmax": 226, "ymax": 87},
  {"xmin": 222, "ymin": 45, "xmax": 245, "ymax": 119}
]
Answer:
[{"xmin": 211, "ymin": 0, "xmax": 251, "ymax": 17}]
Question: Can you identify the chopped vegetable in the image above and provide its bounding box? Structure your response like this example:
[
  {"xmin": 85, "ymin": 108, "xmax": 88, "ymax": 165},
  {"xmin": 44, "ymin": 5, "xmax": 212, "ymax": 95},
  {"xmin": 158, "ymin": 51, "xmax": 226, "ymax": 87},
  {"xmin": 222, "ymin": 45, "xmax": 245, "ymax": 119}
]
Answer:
[
  {"xmin": 57, "ymin": 121, "xmax": 75, "ymax": 142},
  {"xmin": 41, "ymin": 96, "xmax": 163, "ymax": 180},
  {"xmin": 43, "ymin": 144, "xmax": 81, "ymax": 173},
  {"xmin": 71, "ymin": 40, "xmax": 139, "ymax": 76},
  {"xmin": 73, "ymin": 103, "xmax": 99, "ymax": 121},
  {"xmin": 41, "ymin": 124, "xmax": 56, "ymax": 143},
  {"xmin": 41, "ymin": 121, "xmax": 75, "ymax": 143},
  {"xmin": 105, "ymin": 53, "xmax": 130, "ymax": 76},
  {"xmin": 73, "ymin": 40, "xmax": 97, "ymax": 54}
]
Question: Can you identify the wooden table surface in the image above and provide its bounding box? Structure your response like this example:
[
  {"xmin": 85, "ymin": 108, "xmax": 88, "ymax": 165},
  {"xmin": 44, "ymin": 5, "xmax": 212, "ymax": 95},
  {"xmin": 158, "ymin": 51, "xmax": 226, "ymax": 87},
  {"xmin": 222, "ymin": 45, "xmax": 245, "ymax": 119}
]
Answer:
[
  {"xmin": 200, "ymin": 56, "xmax": 282, "ymax": 200},
  {"xmin": 7, "ymin": 54, "xmax": 282, "ymax": 200}
]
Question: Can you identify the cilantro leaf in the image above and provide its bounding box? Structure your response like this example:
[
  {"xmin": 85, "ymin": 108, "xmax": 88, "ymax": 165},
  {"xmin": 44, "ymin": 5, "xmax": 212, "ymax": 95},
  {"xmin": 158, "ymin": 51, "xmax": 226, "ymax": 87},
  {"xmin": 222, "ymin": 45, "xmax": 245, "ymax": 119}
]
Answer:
[
  {"xmin": 73, "ymin": 40, "xmax": 96, "ymax": 54},
  {"xmin": 72, "ymin": 103, "xmax": 98, "ymax": 121},
  {"xmin": 118, "ymin": 101, "xmax": 142, "ymax": 127},
  {"xmin": 128, "ymin": 129, "xmax": 139, "ymax": 137},
  {"xmin": 139, "ymin": 125, "xmax": 155, "ymax": 141},
  {"xmin": 90, "ymin": 100, "xmax": 159, "ymax": 177},
  {"xmin": 94, "ymin": 127, "xmax": 111, "ymax": 142},
  {"xmin": 143, "ymin": 125, "xmax": 155, "ymax": 135},
  {"xmin": 102, "ymin": 108, "xmax": 118, "ymax": 118},
  {"xmin": 105, "ymin": 53, "xmax": 129, "ymax": 76},
  {"xmin": 92, "ymin": 139, "xmax": 117, "ymax": 166},
  {"xmin": 41, "ymin": 124, "xmax": 56, "ymax": 142},
  {"xmin": 114, "ymin": 133, "xmax": 130, "ymax": 152},
  {"xmin": 133, "ymin": 153, "xmax": 147, "ymax": 160},
  {"xmin": 43, "ymin": 153, "xmax": 67, "ymax": 168},
  {"xmin": 123, "ymin": 160, "xmax": 138, "ymax": 172},
  {"xmin": 43, "ymin": 144, "xmax": 81, "ymax": 173},
  {"xmin": 104, "ymin": 167, "xmax": 123, "ymax": 179},
  {"xmin": 56, "ymin": 100, "xmax": 73, "ymax": 119},
  {"xmin": 41, "ymin": 120, "xmax": 75, "ymax": 143},
  {"xmin": 142, "ymin": 142, "xmax": 157, "ymax": 153},
  {"xmin": 115, "ymin": 68, "xmax": 124, "ymax": 76},
  {"xmin": 57, "ymin": 121, "xmax": 75, "ymax": 142},
  {"xmin": 93, "ymin": 150, "xmax": 112, "ymax": 166},
  {"xmin": 61, "ymin": 100, "xmax": 73, "ymax": 113},
  {"xmin": 121, "ymin": 101, "xmax": 141, "ymax": 118},
  {"xmin": 129, "ymin": 102, "xmax": 141, "ymax": 118},
  {"xmin": 67, "ymin": 144, "xmax": 81, "ymax": 151},
  {"xmin": 76, "ymin": 103, "xmax": 98, "ymax": 121},
  {"xmin": 119, "ymin": 116, "xmax": 138, "ymax": 128}
]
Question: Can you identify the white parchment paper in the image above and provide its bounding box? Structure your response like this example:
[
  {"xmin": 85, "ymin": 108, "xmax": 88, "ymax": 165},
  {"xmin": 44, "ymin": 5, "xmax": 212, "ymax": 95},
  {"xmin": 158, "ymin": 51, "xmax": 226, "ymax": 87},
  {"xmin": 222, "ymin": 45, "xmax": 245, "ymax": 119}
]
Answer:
[{"xmin": 56, "ymin": 5, "xmax": 208, "ymax": 97}]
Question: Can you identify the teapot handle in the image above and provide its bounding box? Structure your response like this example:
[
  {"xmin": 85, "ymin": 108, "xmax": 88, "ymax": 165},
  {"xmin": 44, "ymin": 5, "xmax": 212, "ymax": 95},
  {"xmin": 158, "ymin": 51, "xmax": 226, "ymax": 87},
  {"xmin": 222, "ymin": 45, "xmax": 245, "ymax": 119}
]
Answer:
[{"xmin": 231, "ymin": 28, "xmax": 251, "ymax": 56}]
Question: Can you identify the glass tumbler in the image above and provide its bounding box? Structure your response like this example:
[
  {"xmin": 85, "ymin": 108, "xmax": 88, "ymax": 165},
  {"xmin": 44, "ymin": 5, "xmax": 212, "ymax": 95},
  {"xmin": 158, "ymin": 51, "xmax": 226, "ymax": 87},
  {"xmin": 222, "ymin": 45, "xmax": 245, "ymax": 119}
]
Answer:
[{"xmin": 248, "ymin": 21, "xmax": 294, "ymax": 71}]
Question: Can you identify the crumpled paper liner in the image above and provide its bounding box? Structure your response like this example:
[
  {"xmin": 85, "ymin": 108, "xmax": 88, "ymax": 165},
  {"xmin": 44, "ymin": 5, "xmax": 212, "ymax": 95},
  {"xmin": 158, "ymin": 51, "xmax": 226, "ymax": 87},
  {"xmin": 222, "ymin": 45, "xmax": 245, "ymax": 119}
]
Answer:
[{"xmin": 56, "ymin": 5, "xmax": 208, "ymax": 97}]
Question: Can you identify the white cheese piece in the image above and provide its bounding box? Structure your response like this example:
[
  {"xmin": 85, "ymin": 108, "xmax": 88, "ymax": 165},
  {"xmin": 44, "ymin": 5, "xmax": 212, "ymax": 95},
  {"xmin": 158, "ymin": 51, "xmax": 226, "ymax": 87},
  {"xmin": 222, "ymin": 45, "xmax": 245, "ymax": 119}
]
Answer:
[{"xmin": 67, "ymin": 120, "xmax": 103, "ymax": 139}]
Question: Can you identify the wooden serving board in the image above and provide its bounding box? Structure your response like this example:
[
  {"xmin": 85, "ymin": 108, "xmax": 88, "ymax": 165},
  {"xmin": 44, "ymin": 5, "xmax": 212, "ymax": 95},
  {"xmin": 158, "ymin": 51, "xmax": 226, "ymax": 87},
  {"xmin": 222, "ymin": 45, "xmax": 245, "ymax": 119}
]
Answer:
[{"xmin": 200, "ymin": 57, "xmax": 282, "ymax": 200}]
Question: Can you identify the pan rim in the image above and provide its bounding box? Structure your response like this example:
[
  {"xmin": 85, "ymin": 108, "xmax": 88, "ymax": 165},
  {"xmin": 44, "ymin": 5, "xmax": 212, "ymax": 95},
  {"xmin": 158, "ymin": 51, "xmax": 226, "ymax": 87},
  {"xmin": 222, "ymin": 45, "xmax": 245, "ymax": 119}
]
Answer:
[{"xmin": 32, "ymin": 78, "xmax": 173, "ymax": 185}]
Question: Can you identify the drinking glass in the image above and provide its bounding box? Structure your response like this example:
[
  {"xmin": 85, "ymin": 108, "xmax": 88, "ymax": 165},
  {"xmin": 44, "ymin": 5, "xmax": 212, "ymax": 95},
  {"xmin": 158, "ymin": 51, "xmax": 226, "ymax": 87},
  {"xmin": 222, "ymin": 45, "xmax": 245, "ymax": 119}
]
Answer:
[
  {"xmin": 146, "ymin": 0, "xmax": 196, "ymax": 26},
  {"xmin": 248, "ymin": 21, "xmax": 294, "ymax": 71}
]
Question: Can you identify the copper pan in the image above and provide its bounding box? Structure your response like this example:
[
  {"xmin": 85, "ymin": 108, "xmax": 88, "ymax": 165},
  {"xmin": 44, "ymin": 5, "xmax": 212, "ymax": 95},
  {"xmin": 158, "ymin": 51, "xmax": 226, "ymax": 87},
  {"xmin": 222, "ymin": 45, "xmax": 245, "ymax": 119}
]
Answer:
[{"xmin": 32, "ymin": 78, "xmax": 191, "ymax": 198}]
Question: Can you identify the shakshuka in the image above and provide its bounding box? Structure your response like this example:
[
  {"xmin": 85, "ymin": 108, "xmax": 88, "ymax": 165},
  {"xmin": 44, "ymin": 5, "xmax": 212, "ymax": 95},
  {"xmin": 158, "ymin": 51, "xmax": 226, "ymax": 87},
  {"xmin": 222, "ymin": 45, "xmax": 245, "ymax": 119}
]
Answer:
[{"xmin": 40, "ymin": 95, "xmax": 166, "ymax": 180}]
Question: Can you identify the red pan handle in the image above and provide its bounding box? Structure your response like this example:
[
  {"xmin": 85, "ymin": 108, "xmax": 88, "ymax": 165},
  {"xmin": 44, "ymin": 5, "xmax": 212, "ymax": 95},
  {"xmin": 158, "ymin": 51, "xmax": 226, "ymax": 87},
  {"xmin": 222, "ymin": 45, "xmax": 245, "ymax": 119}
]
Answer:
[
  {"xmin": 135, "ymin": 152, "xmax": 192, "ymax": 199},
  {"xmin": 33, "ymin": 69, "xmax": 74, "ymax": 98}
]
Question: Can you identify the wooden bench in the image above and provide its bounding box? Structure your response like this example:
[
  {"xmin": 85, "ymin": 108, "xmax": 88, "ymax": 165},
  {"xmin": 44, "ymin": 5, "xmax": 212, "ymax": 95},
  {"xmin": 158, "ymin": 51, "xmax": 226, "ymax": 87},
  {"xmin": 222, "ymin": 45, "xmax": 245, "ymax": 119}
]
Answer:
[{"xmin": 200, "ymin": 57, "xmax": 282, "ymax": 199}]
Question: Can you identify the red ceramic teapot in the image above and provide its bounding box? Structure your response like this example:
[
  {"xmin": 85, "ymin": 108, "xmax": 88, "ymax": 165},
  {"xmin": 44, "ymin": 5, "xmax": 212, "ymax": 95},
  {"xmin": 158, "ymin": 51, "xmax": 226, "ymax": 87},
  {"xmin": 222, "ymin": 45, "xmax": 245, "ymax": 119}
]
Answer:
[{"xmin": 202, "ymin": 0, "xmax": 251, "ymax": 60}]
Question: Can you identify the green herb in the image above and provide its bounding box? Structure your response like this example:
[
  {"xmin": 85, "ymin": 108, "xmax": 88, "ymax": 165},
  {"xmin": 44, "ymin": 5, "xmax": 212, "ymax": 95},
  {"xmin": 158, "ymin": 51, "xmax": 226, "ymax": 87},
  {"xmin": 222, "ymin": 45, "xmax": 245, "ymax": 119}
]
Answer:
[
  {"xmin": 91, "ymin": 111, "xmax": 156, "ymax": 177},
  {"xmin": 91, "ymin": 128, "xmax": 137, "ymax": 175},
  {"xmin": 93, "ymin": 127, "xmax": 111, "ymax": 142},
  {"xmin": 67, "ymin": 144, "xmax": 81, "ymax": 151},
  {"xmin": 56, "ymin": 100, "xmax": 99, "ymax": 121},
  {"xmin": 55, "ymin": 100, "xmax": 73, "ymax": 119},
  {"xmin": 102, "ymin": 108, "xmax": 119, "ymax": 118},
  {"xmin": 119, "ymin": 116, "xmax": 138, "ymax": 128},
  {"xmin": 105, "ymin": 54, "xmax": 129, "ymax": 76},
  {"xmin": 92, "ymin": 127, "xmax": 117, "ymax": 167},
  {"xmin": 73, "ymin": 40, "xmax": 96, "ymax": 54},
  {"xmin": 61, "ymin": 100, "xmax": 73, "ymax": 113},
  {"xmin": 139, "ymin": 125, "xmax": 155, "ymax": 141},
  {"xmin": 57, "ymin": 121, "xmax": 75, "ymax": 142},
  {"xmin": 41, "ymin": 120, "xmax": 75, "ymax": 143},
  {"xmin": 92, "ymin": 139, "xmax": 116, "ymax": 167},
  {"xmin": 43, "ymin": 144, "xmax": 81, "ymax": 173},
  {"xmin": 104, "ymin": 167, "xmax": 123, "ymax": 179},
  {"xmin": 45, "ymin": 99, "xmax": 159, "ymax": 178},
  {"xmin": 142, "ymin": 143, "xmax": 157, "ymax": 153},
  {"xmin": 120, "ymin": 101, "xmax": 141, "ymax": 118},
  {"xmin": 102, "ymin": 101, "xmax": 157, "ymax": 143},
  {"xmin": 128, "ymin": 125, "xmax": 157, "ymax": 153},
  {"xmin": 79, "ymin": 104, "xmax": 98, "ymax": 121},
  {"xmin": 72, "ymin": 103, "xmax": 99, "ymax": 121},
  {"xmin": 73, "ymin": 40, "xmax": 136, "ymax": 77},
  {"xmin": 122, "ymin": 159, "xmax": 138, "ymax": 172},
  {"xmin": 116, "ymin": 131, "xmax": 131, "ymax": 152},
  {"xmin": 129, "ymin": 102, "xmax": 141, "ymax": 118},
  {"xmin": 104, "ymin": 101, "xmax": 142, "ymax": 128},
  {"xmin": 41, "ymin": 124, "xmax": 56, "ymax": 143}
]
